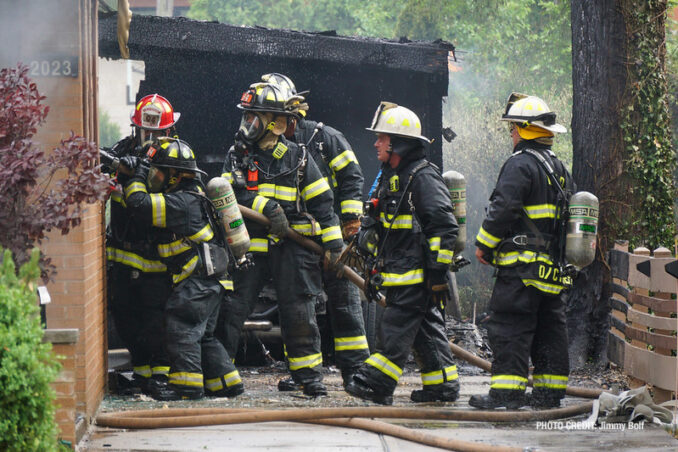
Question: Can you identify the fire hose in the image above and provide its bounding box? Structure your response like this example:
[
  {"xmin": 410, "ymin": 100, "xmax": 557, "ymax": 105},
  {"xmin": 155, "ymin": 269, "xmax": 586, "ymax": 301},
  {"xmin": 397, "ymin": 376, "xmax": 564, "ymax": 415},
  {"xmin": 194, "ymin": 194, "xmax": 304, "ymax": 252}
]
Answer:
[{"xmin": 97, "ymin": 342, "xmax": 602, "ymax": 451}]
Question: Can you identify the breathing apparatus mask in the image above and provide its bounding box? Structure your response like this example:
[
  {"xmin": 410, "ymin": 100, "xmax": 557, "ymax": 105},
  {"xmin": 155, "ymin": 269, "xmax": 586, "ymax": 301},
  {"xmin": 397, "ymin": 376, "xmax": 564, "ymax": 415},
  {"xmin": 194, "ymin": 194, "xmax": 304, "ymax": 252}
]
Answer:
[{"xmin": 147, "ymin": 166, "xmax": 171, "ymax": 193}]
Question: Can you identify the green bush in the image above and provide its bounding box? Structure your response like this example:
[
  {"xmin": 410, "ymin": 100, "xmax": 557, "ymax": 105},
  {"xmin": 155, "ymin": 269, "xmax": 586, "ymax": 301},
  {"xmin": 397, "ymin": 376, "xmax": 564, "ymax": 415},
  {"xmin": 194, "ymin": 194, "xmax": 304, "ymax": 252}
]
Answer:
[{"xmin": 0, "ymin": 248, "xmax": 62, "ymax": 451}]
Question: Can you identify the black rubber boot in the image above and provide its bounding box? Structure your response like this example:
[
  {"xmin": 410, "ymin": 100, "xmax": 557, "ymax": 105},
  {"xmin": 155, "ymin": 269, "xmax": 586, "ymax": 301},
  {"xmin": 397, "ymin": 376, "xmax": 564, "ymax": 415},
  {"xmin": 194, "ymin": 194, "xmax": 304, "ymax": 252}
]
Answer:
[
  {"xmin": 410, "ymin": 384, "xmax": 459, "ymax": 403},
  {"xmin": 115, "ymin": 373, "xmax": 145, "ymax": 396},
  {"xmin": 207, "ymin": 383, "xmax": 245, "ymax": 398},
  {"xmin": 142, "ymin": 375, "xmax": 168, "ymax": 396},
  {"xmin": 340, "ymin": 367, "xmax": 360, "ymax": 389},
  {"xmin": 277, "ymin": 377, "xmax": 302, "ymax": 392},
  {"xmin": 527, "ymin": 392, "xmax": 562, "ymax": 409},
  {"xmin": 345, "ymin": 378, "xmax": 393, "ymax": 405},
  {"xmin": 468, "ymin": 392, "xmax": 526, "ymax": 410},
  {"xmin": 148, "ymin": 384, "xmax": 204, "ymax": 401},
  {"xmin": 303, "ymin": 381, "xmax": 328, "ymax": 397}
]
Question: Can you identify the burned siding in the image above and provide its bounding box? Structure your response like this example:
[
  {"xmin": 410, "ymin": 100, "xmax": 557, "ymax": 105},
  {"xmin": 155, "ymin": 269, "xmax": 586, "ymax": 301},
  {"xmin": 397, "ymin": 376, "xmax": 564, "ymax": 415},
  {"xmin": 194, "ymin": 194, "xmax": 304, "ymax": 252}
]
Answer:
[{"xmin": 99, "ymin": 14, "xmax": 452, "ymax": 191}]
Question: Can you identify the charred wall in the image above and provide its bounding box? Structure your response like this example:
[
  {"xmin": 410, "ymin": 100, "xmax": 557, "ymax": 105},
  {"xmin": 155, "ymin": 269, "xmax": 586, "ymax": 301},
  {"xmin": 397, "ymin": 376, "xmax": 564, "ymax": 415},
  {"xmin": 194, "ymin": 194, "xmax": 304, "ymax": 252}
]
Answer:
[{"xmin": 99, "ymin": 15, "xmax": 452, "ymax": 191}]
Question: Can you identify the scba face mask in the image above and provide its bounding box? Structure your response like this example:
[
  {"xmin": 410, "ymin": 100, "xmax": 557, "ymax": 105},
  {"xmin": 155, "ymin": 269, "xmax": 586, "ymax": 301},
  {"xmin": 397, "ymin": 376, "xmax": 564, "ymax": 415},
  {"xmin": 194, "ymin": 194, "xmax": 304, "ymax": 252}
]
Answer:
[
  {"xmin": 238, "ymin": 112, "xmax": 269, "ymax": 144},
  {"xmin": 147, "ymin": 166, "xmax": 168, "ymax": 193}
]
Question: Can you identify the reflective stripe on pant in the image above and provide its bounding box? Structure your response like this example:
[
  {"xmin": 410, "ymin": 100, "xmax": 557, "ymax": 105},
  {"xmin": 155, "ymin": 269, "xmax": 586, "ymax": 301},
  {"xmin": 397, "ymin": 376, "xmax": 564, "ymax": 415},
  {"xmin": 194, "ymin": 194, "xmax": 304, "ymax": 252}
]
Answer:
[
  {"xmin": 487, "ymin": 272, "xmax": 569, "ymax": 400},
  {"xmin": 164, "ymin": 276, "xmax": 238, "ymax": 391},
  {"xmin": 109, "ymin": 263, "xmax": 171, "ymax": 373},
  {"xmin": 323, "ymin": 268, "xmax": 370, "ymax": 369},
  {"xmin": 357, "ymin": 284, "xmax": 459, "ymax": 396}
]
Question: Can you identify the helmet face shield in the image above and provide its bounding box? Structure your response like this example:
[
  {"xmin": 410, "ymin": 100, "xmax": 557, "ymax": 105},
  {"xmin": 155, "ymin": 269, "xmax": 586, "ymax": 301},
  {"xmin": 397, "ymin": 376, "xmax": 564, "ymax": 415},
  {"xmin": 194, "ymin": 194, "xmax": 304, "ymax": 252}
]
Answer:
[{"xmin": 238, "ymin": 112, "xmax": 267, "ymax": 143}]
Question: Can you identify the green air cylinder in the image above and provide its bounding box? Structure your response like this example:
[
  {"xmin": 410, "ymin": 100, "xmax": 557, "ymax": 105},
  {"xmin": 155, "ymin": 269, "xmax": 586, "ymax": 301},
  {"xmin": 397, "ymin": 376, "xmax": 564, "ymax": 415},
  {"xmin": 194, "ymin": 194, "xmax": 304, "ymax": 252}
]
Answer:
[
  {"xmin": 442, "ymin": 170, "xmax": 466, "ymax": 254},
  {"xmin": 206, "ymin": 177, "xmax": 251, "ymax": 260},
  {"xmin": 565, "ymin": 191, "xmax": 599, "ymax": 269}
]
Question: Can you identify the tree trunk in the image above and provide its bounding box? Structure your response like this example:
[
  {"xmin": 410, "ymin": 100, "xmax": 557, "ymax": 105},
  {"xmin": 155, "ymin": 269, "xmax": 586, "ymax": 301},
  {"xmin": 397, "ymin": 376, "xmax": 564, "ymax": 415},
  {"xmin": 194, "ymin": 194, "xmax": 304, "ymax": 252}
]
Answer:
[{"xmin": 569, "ymin": 0, "xmax": 674, "ymax": 369}]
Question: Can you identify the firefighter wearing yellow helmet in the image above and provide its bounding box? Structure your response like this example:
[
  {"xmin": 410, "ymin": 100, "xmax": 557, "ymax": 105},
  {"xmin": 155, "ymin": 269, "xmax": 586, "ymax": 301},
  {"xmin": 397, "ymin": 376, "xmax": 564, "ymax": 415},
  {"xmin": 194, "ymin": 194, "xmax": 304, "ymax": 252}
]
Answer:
[
  {"xmin": 470, "ymin": 94, "xmax": 575, "ymax": 410},
  {"xmin": 261, "ymin": 73, "xmax": 369, "ymax": 391},
  {"xmin": 345, "ymin": 102, "xmax": 461, "ymax": 405}
]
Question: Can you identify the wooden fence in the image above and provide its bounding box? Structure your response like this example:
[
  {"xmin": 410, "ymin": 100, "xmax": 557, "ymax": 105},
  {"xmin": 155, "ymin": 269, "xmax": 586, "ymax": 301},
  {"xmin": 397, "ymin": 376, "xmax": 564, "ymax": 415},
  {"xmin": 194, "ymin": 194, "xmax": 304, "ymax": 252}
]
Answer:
[{"xmin": 607, "ymin": 243, "xmax": 677, "ymax": 402}]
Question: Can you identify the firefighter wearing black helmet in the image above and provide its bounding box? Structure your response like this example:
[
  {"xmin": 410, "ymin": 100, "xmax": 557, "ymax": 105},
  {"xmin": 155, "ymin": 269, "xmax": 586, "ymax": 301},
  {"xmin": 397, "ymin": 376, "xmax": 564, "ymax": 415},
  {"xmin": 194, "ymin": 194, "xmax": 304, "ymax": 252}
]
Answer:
[
  {"xmin": 104, "ymin": 94, "xmax": 178, "ymax": 394},
  {"xmin": 469, "ymin": 94, "xmax": 574, "ymax": 410},
  {"xmin": 345, "ymin": 102, "xmax": 460, "ymax": 405},
  {"xmin": 120, "ymin": 137, "xmax": 243, "ymax": 401},
  {"xmin": 220, "ymin": 82, "xmax": 344, "ymax": 397},
  {"xmin": 261, "ymin": 73, "xmax": 369, "ymax": 390}
]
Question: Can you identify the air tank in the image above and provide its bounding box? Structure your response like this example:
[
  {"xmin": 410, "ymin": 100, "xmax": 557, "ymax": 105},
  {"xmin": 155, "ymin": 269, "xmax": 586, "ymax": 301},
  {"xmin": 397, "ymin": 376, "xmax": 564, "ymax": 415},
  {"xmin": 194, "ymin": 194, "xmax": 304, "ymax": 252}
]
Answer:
[
  {"xmin": 206, "ymin": 177, "xmax": 251, "ymax": 260},
  {"xmin": 442, "ymin": 170, "xmax": 466, "ymax": 254},
  {"xmin": 565, "ymin": 191, "xmax": 599, "ymax": 269}
]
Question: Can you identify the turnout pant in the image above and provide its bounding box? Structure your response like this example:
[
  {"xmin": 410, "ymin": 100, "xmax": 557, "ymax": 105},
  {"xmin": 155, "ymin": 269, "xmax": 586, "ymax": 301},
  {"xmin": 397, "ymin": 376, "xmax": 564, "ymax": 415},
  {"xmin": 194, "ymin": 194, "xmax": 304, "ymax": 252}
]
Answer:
[
  {"xmin": 356, "ymin": 284, "xmax": 459, "ymax": 396},
  {"xmin": 486, "ymin": 269, "xmax": 569, "ymax": 402},
  {"xmin": 165, "ymin": 276, "xmax": 241, "ymax": 394},
  {"xmin": 219, "ymin": 240, "xmax": 324, "ymax": 384},
  {"xmin": 322, "ymin": 268, "xmax": 370, "ymax": 370},
  {"xmin": 109, "ymin": 263, "xmax": 171, "ymax": 380}
]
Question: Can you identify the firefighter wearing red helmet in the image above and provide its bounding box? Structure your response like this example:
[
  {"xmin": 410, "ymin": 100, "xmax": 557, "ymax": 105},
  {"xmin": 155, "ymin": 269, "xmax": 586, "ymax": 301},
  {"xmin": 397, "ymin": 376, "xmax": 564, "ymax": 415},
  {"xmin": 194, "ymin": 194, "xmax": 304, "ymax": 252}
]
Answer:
[
  {"xmin": 104, "ymin": 93, "xmax": 180, "ymax": 395},
  {"xmin": 219, "ymin": 82, "xmax": 344, "ymax": 397},
  {"xmin": 261, "ymin": 73, "xmax": 369, "ymax": 391},
  {"xmin": 119, "ymin": 137, "xmax": 242, "ymax": 401}
]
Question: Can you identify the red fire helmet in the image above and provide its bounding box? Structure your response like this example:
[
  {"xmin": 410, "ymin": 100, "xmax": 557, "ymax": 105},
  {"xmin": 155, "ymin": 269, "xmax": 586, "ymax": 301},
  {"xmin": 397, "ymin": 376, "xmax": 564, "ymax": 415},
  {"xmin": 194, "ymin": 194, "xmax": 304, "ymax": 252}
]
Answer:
[{"xmin": 130, "ymin": 94, "xmax": 180, "ymax": 130}]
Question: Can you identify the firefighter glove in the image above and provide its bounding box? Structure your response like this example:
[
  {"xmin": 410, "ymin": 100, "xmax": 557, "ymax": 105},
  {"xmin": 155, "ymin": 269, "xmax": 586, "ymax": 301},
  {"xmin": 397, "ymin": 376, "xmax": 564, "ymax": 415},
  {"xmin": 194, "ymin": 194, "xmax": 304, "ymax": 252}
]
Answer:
[
  {"xmin": 323, "ymin": 246, "xmax": 345, "ymax": 277},
  {"xmin": 427, "ymin": 269, "xmax": 450, "ymax": 309},
  {"xmin": 267, "ymin": 204, "xmax": 289, "ymax": 238},
  {"xmin": 341, "ymin": 218, "xmax": 361, "ymax": 241},
  {"xmin": 119, "ymin": 155, "xmax": 141, "ymax": 171}
]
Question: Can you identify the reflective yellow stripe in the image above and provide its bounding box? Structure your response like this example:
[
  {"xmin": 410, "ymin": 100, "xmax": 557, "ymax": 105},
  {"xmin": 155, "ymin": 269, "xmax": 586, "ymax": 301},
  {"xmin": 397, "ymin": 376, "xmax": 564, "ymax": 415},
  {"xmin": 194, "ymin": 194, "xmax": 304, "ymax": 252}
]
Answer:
[
  {"xmin": 421, "ymin": 365, "xmax": 458, "ymax": 385},
  {"xmin": 334, "ymin": 335, "xmax": 369, "ymax": 351},
  {"xmin": 437, "ymin": 249, "xmax": 454, "ymax": 264},
  {"xmin": 150, "ymin": 193, "xmax": 166, "ymax": 227},
  {"xmin": 329, "ymin": 150, "xmax": 358, "ymax": 172},
  {"xmin": 522, "ymin": 279, "xmax": 564, "ymax": 295},
  {"xmin": 288, "ymin": 353, "xmax": 323, "ymax": 370},
  {"xmin": 168, "ymin": 371, "xmax": 204, "ymax": 387},
  {"xmin": 188, "ymin": 224, "xmax": 214, "ymax": 243},
  {"xmin": 291, "ymin": 222, "xmax": 321, "ymax": 236},
  {"xmin": 380, "ymin": 269, "xmax": 424, "ymax": 286},
  {"xmin": 221, "ymin": 172, "xmax": 234, "ymax": 184},
  {"xmin": 428, "ymin": 237, "xmax": 441, "ymax": 251},
  {"xmin": 321, "ymin": 225, "xmax": 342, "ymax": 243},
  {"xmin": 476, "ymin": 226, "xmax": 500, "ymax": 249},
  {"xmin": 124, "ymin": 181, "xmax": 147, "ymax": 198},
  {"xmin": 252, "ymin": 195, "xmax": 270, "ymax": 214},
  {"xmin": 533, "ymin": 374, "xmax": 568, "ymax": 390},
  {"xmin": 248, "ymin": 238, "xmax": 269, "ymax": 253},
  {"xmin": 172, "ymin": 255, "xmax": 199, "ymax": 284},
  {"xmin": 494, "ymin": 250, "xmax": 554, "ymax": 266},
  {"xmin": 157, "ymin": 238, "xmax": 191, "ymax": 258},
  {"xmin": 106, "ymin": 247, "xmax": 167, "ymax": 272},
  {"xmin": 133, "ymin": 365, "xmax": 152, "ymax": 378},
  {"xmin": 301, "ymin": 177, "xmax": 331, "ymax": 201},
  {"xmin": 259, "ymin": 183, "xmax": 297, "ymax": 201},
  {"xmin": 379, "ymin": 213, "xmax": 413, "ymax": 229},
  {"xmin": 490, "ymin": 374, "xmax": 527, "ymax": 390},
  {"xmin": 152, "ymin": 366, "xmax": 170, "ymax": 376},
  {"xmin": 365, "ymin": 353, "xmax": 402, "ymax": 382},
  {"xmin": 524, "ymin": 204, "xmax": 557, "ymax": 219},
  {"xmin": 205, "ymin": 370, "xmax": 242, "ymax": 391},
  {"xmin": 340, "ymin": 199, "xmax": 363, "ymax": 216},
  {"xmin": 219, "ymin": 279, "xmax": 234, "ymax": 291},
  {"xmin": 111, "ymin": 190, "xmax": 126, "ymax": 207}
]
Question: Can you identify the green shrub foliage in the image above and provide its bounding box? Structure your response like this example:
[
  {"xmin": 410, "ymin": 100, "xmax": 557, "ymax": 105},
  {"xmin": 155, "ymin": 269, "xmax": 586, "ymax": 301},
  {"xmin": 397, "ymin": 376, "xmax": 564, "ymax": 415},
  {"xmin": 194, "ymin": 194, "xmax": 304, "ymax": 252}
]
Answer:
[{"xmin": 0, "ymin": 248, "xmax": 62, "ymax": 451}]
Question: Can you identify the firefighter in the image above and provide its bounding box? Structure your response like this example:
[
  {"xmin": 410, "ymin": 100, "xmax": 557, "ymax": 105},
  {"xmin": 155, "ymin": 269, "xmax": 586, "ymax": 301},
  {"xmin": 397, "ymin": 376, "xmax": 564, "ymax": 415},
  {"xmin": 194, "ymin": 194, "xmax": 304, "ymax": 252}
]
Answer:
[
  {"xmin": 470, "ymin": 94, "xmax": 574, "ymax": 410},
  {"xmin": 220, "ymin": 82, "xmax": 344, "ymax": 397},
  {"xmin": 261, "ymin": 73, "xmax": 369, "ymax": 390},
  {"xmin": 345, "ymin": 102, "xmax": 460, "ymax": 405},
  {"xmin": 104, "ymin": 94, "xmax": 177, "ymax": 394},
  {"xmin": 119, "ymin": 137, "xmax": 243, "ymax": 401}
]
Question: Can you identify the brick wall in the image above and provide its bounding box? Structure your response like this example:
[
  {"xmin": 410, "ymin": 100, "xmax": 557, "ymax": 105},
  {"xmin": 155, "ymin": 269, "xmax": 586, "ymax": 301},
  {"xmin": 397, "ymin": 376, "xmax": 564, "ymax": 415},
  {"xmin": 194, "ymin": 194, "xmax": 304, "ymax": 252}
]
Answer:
[{"xmin": 0, "ymin": 0, "xmax": 105, "ymax": 446}]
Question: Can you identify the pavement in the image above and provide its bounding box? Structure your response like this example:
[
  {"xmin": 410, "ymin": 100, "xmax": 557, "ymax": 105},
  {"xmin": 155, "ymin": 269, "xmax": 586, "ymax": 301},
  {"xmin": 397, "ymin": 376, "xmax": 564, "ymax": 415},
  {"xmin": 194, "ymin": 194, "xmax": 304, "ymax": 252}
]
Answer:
[{"xmin": 77, "ymin": 363, "xmax": 678, "ymax": 452}]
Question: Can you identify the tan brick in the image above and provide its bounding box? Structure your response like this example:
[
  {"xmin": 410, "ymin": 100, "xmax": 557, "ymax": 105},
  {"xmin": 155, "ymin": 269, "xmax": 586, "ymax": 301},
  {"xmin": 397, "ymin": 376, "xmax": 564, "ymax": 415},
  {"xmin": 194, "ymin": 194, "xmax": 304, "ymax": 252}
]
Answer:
[{"xmin": 52, "ymin": 382, "xmax": 75, "ymax": 397}]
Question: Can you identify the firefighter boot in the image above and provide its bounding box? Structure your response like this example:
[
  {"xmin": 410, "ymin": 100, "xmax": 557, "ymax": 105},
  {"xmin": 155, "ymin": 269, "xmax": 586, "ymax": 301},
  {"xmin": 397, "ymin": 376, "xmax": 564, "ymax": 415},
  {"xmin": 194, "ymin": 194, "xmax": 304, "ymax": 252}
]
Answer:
[
  {"xmin": 345, "ymin": 375, "xmax": 393, "ymax": 406},
  {"xmin": 468, "ymin": 390, "xmax": 526, "ymax": 410},
  {"xmin": 207, "ymin": 383, "xmax": 245, "ymax": 398},
  {"xmin": 277, "ymin": 377, "xmax": 302, "ymax": 392},
  {"xmin": 303, "ymin": 380, "xmax": 328, "ymax": 397},
  {"xmin": 341, "ymin": 367, "xmax": 360, "ymax": 389},
  {"xmin": 147, "ymin": 383, "xmax": 204, "ymax": 401},
  {"xmin": 527, "ymin": 390, "xmax": 562, "ymax": 409},
  {"xmin": 411, "ymin": 382, "xmax": 460, "ymax": 403}
]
